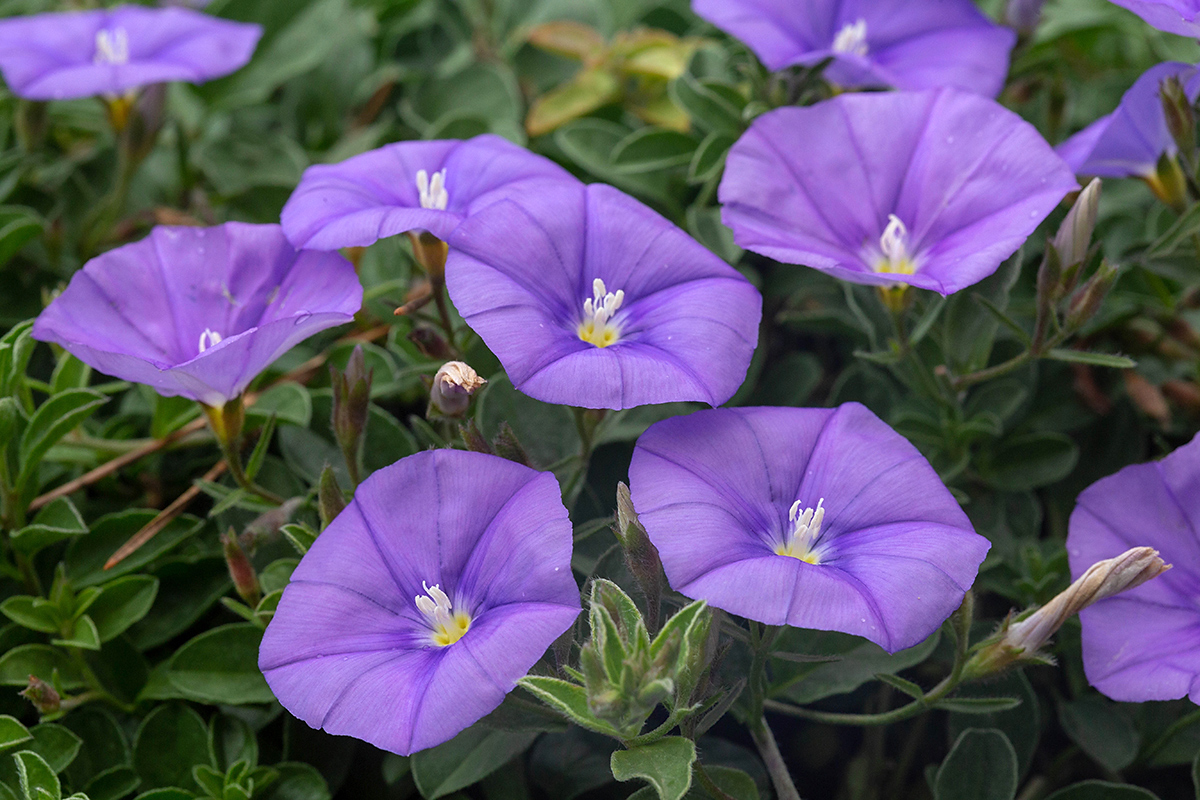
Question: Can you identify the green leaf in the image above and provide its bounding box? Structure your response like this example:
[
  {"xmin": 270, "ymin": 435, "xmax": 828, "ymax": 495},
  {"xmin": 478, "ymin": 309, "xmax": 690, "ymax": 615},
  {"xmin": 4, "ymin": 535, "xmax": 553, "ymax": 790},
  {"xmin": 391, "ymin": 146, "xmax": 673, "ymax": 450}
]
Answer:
[
  {"xmin": 934, "ymin": 729, "xmax": 1018, "ymax": 800},
  {"xmin": 208, "ymin": 715, "xmax": 257, "ymax": 773},
  {"xmin": 258, "ymin": 560, "xmax": 297, "ymax": 595},
  {"xmin": 0, "ymin": 597, "xmax": 60, "ymax": 634},
  {"xmin": 82, "ymin": 765, "xmax": 140, "ymax": 800},
  {"xmin": 14, "ymin": 751, "xmax": 60, "ymax": 800},
  {"xmin": 688, "ymin": 132, "xmax": 735, "ymax": 184},
  {"xmin": 0, "ymin": 206, "xmax": 42, "ymax": 269},
  {"xmin": 66, "ymin": 511, "xmax": 205, "ymax": 588},
  {"xmin": 772, "ymin": 629, "xmax": 940, "ymax": 704},
  {"xmin": 1044, "ymin": 349, "xmax": 1136, "ymax": 369},
  {"xmin": 61, "ymin": 707, "xmax": 130, "ymax": 791},
  {"xmin": 0, "ymin": 718, "xmax": 32, "ymax": 753},
  {"xmin": 612, "ymin": 129, "xmax": 699, "ymax": 174},
  {"xmin": 127, "ymin": 560, "xmax": 229, "ymax": 651},
  {"xmin": 131, "ymin": 790, "xmax": 195, "ymax": 800},
  {"xmin": 977, "ymin": 432, "xmax": 1079, "ymax": 492},
  {"xmin": 26, "ymin": 726, "xmax": 81, "ymax": 774},
  {"xmin": 610, "ymin": 737, "xmax": 696, "ymax": 800},
  {"xmin": 1193, "ymin": 750, "xmax": 1199, "ymax": 800},
  {"xmin": 650, "ymin": 599, "xmax": 707, "ymax": 660},
  {"xmin": 933, "ymin": 698, "xmax": 1022, "ymax": 714},
  {"xmin": 49, "ymin": 355, "xmax": 90, "ymax": 396},
  {"xmin": 16, "ymin": 389, "xmax": 107, "ymax": 497},
  {"xmin": 50, "ymin": 615, "xmax": 101, "ymax": 651},
  {"xmin": 163, "ymin": 624, "xmax": 272, "ymax": 704},
  {"xmin": 280, "ymin": 524, "xmax": 316, "ymax": 556},
  {"xmin": 942, "ymin": 254, "xmax": 1021, "ymax": 374},
  {"xmin": 0, "ymin": 645, "xmax": 86, "ymax": 689},
  {"xmin": 9, "ymin": 498, "xmax": 88, "ymax": 558},
  {"xmin": 668, "ymin": 73, "xmax": 744, "ymax": 135},
  {"xmin": 947, "ymin": 672, "xmax": 1039, "ymax": 779},
  {"xmin": 1058, "ymin": 696, "xmax": 1140, "ymax": 772},
  {"xmin": 132, "ymin": 704, "xmax": 208, "ymax": 792},
  {"xmin": 874, "ymin": 673, "xmax": 925, "ymax": 700},
  {"xmin": 411, "ymin": 725, "xmax": 538, "ymax": 800},
  {"xmin": 246, "ymin": 383, "xmax": 311, "ymax": 428},
  {"xmin": 1043, "ymin": 781, "xmax": 1161, "ymax": 800},
  {"xmin": 687, "ymin": 766, "xmax": 758, "ymax": 800},
  {"xmin": 87, "ymin": 576, "xmax": 159, "ymax": 642},
  {"xmin": 1145, "ymin": 200, "xmax": 1200, "ymax": 257},
  {"xmin": 257, "ymin": 762, "xmax": 330, "ymax": 800},
  {"xmin": 517, "ymin": 677, "xmax": 623, "ymax": 738},
  {"xmin": 526, "ymin": 68, "xmax": 621, "ymax": 137}
]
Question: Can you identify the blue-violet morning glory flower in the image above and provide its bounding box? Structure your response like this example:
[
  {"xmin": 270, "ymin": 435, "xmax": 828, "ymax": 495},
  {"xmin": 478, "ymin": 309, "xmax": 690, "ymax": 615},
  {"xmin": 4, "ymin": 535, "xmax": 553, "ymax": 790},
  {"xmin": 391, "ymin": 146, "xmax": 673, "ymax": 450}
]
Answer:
[
  {"xmin": 259, "ymin": 449, "xmax": 581, "ymax": 755},
  {"xmin": 719, "ymin": 89, "xmax": 1077, "ymax": 295},
  {"xmin": 444, "ymin": 181, "xmax": 762, "ymax": 409},
  {"xmin": 280, "ymin": 134, "xmax": 575, "ymax": 250},
  {"xmin": 32, "ymin": 223, "xmax": 362, "ymax": 408},
  {"xmin": 692, "ymin": 0, "xmax": 1016, "ymax": 97},
  {"xmin": 1057, "ymin": 61, "xmax": 1200, "ymax": 179},
  {"xmin": 629, "ymin": 404, "xmax": 990, "ymax": 652},
  {"xmin": 1067, "ymin": 433, "xmax": 1200, "ymax": 704},
  {"xmin": 1104, "ymin": 0, "xmax": 1200, "ymax": 37},
  {"xmin": 0, "ymin": 5, "xmax": 261, "ymax": 101}
]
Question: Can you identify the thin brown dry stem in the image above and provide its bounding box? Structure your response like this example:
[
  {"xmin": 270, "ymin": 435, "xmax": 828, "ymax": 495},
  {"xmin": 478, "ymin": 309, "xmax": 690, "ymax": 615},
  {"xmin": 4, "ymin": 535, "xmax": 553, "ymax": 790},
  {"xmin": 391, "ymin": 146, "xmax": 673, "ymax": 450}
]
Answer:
[{"xmin": 103, "ymin": 459, "xmax": 226, "ymax": 570}]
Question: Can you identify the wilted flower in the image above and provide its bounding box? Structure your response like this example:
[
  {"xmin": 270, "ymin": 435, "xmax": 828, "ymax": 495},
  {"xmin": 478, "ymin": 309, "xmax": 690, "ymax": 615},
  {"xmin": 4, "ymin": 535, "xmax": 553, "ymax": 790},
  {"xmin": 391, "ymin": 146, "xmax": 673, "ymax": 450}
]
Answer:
[
  {"xmin": 692, "ymin": 0, "xmax": 1015, "ymax": 97},
  {"xmin": 259, "ymin": 450, "xmax": 580, "ymax": 754},
  {"xmin": 0, "ymin": 5, "xmax": 261, "ymax": 100},
  {"xmin": 280, "ymin": 135, "xmax": 575, "ymax": 251},
  {"xmin": 1057, "ymin": 63, "xmax": 1200, "ymax": 187},
  {"xmin": 32, "ymin": 223, "xmax": 362, "ymax": 407},
  {"xmin": 1104, "ymin": 0, "xmax": 1200, "ymax": 37},
  {"xmin": 1067, "ymin": 433, "xmax": 1200, "ymax": 703},
  {"xmin": 720, "ymin": 89, "xmax": 1076, "ymax": 295},
  {"xmin": 429, "ymin": 361, "xmax": 487, "ymax": 417},
  {"xmin": 629, "ymin": 404, "xmax": 990, "ymax": 652},
  {"xmin": 445, "ymin": 182, "xmax": 761, "ymax": 409}
]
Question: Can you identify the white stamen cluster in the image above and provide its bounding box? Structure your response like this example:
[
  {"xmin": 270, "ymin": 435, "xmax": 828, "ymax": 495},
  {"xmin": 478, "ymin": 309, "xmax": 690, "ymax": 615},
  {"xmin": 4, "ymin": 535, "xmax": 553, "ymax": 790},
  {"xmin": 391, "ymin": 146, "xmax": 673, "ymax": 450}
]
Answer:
[
  {"xmin": 778, "ymin": 498, "xmax": 826, "ymax": 563},
  {"xmin": 877, "ymin": 214, "xmax": 915, "ymax": 274},
  {"xmin": 832, "ymin": 19, "xmax": 869, "ymax": 57},
  {"xmin": 198, "ymin": 328, "xmax": 223, "ymax": 353},
  {"xmin": 578, "ymin": 278, "xmax": 625, "ymax": 348},
  {"xmin": 415, "ymin": 581, "xmax": 470, "ymax": 647},
  {"xmin": 94, "ymin": 28, "xmax": 130, "ymax": 66},
  {"xmin": 416, "ymin": 169, "xmax": 449, "ymax": 211}
]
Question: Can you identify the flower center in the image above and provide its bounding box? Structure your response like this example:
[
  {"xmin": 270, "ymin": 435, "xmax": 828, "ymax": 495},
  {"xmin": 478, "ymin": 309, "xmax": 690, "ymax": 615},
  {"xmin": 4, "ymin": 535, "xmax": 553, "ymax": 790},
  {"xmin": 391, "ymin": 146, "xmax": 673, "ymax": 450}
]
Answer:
[
  {"xmin": 578, "ymin": 278, "xmax": 625, "ymax": 348},
  {"xmin": 198, "ymin": 328, "xmax": 223, "ymax": 353},
  {"xmin": 776, "ymin": 498, "xmax": 826, "ymax": 564},
  {"xmin": 414, "ymin": 582, "xmax": 470, "ymax": 647},
  {"xmin": 832, "ymin": 19, "xmax": 869, "ymax": 57},
  {"xmin": 875, "ymin": 214, "xmax": 916, "ymax": 275},
  {"xmin": 416, "ymin": 169, "xmax": 449, "ymax": 211},
  {"xmin": 94, "ymin": 27, "xmax": 130, "ymax": 66}
]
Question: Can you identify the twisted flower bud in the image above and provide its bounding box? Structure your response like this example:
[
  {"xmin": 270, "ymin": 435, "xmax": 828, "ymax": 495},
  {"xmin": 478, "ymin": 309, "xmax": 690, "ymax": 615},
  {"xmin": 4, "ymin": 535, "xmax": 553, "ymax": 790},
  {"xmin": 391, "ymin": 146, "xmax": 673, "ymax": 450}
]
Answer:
[
  {"xmin": 429, "ymin": 361, "xmax": 487, "ymax": 417},
  {"xmin": 966, "ymin": 547, "xmax": 1170, "ymax": 678}
]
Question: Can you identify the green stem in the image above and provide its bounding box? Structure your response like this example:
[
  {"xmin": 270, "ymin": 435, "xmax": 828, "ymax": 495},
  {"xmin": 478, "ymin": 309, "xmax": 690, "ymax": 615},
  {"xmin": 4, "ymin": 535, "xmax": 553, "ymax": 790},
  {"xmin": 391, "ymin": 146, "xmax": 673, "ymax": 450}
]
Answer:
[
  {"xmin": 764, "ymin": 671, "xmax": 959, "ymax": 727},
  {"xmin": 626, "ymin": 712, "xmax": 680, "ymax": 748},
  {"xmin": 750, "ymin": 716, "xmax": 802, "ymax": 800},
  {"xmin": 1141, "ymin": 706, "xmax": 1200, "ymax": 763}
]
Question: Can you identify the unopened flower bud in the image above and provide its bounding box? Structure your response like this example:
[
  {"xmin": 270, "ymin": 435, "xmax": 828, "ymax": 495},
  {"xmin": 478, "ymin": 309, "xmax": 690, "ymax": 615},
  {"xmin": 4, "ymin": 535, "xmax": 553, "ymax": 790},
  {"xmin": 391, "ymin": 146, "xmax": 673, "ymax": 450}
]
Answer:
[
  {"xmin": 244, "ymin": 497, "xmax": 303, "ymax": 545},
  {"xmin": 1065, "ymin": 260, "xmax": 1120, "ymax": 330},
  {"xmin": 966, "ymin": 547, "xmax": 1169, "ymax": 677},
  {"xmin": 20, "ymin": 675, "xmax": 60, "ymax": 714},
  {"xmin": 1006, "ymin": 0, "xmax": 1045, "ymax": 33},
  {"xmin": 1053, "ymin": 179, "xmax": 1101, "ymax": 272},
  {"xmin": 491, "ymin": 422, "xmax": 530, "ymax": 466},
  {"xmin": 222, "ymin": 527, "xmax": 260, "ymax": 606},
  {"xmin": 408, "ymin": 326, "xmax": 455, "ymax": 360},
  {"xmin": 331, "ymin": 346, "xmax": 373, "ymax": 485},
  {"xmin": 318, "ymin": 465, "xmax": 346, "ymax": 530},
  {"xmin": 1161, "ymin": 76, "xmax": 1196, "ymax": 163},
  {"xmin": 615, "ymin": 483, "xmax": 666, "ymax": 632},
  {"xmin": 429, "ymin": 361, "xmax": 487, "ymax": 418}
]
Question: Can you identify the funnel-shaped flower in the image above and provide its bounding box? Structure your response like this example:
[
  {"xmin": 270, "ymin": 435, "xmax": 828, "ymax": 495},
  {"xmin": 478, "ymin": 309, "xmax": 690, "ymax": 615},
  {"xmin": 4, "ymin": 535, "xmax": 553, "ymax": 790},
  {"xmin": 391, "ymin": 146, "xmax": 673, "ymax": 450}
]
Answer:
[
  {"xmin": 692, "ymin": 0, "xmax": 1015, "ymax": 97},
  {"xmin": 281, "ymin": 135, "xmax": 575, "ymax": 250},
  {"xmin": 629, "ymin": 404, "xmax": 989, "ymax": 652},
  {"xmin": 1057, "ymin": 62, "xmax": 1200, "ymax": 178},
  {"xmin": 445, "ymin": 181, "xmax": 761, "ymax": 409},
  {"xmin": 32, "ymin": 223, "xmax": 361, "ymax": 407},
  {"xmin": 1067, "ymin": 433, "xmax": 1200, "ymax": 703},
  {"xmin": 0, "ymin": 5, "xmax": 261, "ymax": 101},
  {"xmin": 720, "ymin": 89, "xmax": 1076, "ymax": 295},
  {"xmin": 1105, "ymin": 0, "xmax": 1200, "ymax": 37},
  {"xmin": 259, "ymin": 450, "xmax": 580, "ymax": 755}
]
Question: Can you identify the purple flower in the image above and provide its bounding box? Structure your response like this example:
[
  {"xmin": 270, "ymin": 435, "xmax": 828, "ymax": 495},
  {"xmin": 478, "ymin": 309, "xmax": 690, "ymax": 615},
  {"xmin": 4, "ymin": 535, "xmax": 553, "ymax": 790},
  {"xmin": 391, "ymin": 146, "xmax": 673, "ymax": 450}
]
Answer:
[
  {"xmin": 719, "ymin": 89, "xmax": 1077, "ymax": 295},
  {"xmin": 1058, "ymin": 62, "xmax": 1200, "ymax": 178},
  {"xmin": 32, "ymin": 223, "xmax": 361, "ymax": 407},
  {"xmin": 0, "ymin": 6, "xmax": 261, "ymax": 101},
  {"xmin": 629, "ymin": 404, "xmax": 989, "ymax": 652},
  {"xmin": 1104, "ymin": 0, "xmax": 1200, "ymax": 37},
  {"xmin": 1067, "ymin": 434, "xmax": 1200, "ymax": 704},
  {"xmin": 692, "ymin": 0, "xmax": 1015, "ymax": 97},
  {"xmin": 444, "ymin": 182, "xmax": 762, "ymax": 409},
  {"xmin": 280, "ymin": 135, "xmax": 575, "ymax": 250},
  {"xmin": 259, "ymin": 449, "xmax": 580, "ymax": 755}
]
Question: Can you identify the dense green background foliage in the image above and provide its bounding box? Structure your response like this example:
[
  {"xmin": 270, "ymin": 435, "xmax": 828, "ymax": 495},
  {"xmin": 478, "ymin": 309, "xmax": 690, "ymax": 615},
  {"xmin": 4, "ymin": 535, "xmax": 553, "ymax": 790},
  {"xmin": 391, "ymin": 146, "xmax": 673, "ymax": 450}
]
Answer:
[{"xmin": 0, "ymin": 0, "xmax": 1199, "ymax": 798}]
